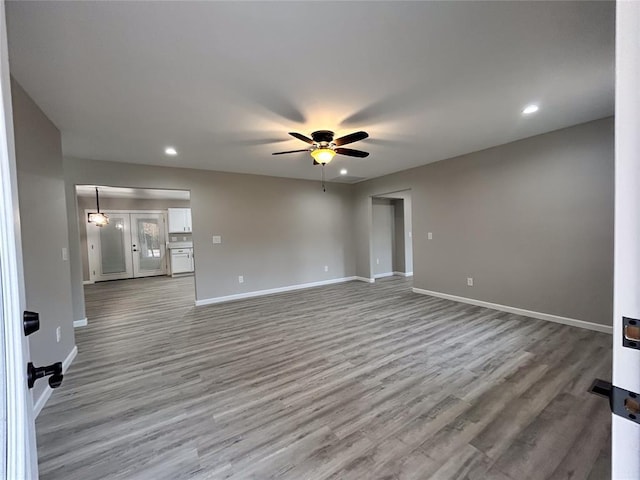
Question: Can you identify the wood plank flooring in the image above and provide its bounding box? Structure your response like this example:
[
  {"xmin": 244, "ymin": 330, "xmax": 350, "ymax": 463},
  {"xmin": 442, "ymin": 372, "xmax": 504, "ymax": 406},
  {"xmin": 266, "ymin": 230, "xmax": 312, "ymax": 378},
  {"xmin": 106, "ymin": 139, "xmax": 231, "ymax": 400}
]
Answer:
[{"xmin": 36, "ymin": 276, "xmax": 612, "ymax": 479}]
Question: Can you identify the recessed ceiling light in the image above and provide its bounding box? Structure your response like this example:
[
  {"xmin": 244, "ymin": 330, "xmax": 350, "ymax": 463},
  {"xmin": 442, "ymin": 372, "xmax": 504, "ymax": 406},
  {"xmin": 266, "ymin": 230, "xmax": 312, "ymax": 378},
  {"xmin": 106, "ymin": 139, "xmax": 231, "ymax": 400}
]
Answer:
[
  {"xmin": 340, "ymin": 168, "xmax": 348, "ymax": 175},
  {"xmin": 165, "ymin": 147, "xmax": 178, "ymax": 156},
  {"xmin": 522, "ymin": 104, "xmax": 539, "ymax": 115}
]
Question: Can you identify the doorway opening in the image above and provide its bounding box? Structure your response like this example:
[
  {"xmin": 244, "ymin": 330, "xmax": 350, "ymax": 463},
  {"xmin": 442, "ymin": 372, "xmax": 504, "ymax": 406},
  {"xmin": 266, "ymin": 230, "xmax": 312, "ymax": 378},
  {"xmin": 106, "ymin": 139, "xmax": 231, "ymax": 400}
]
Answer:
[
  {"xmin": 371, "ymin": 190, "xmax": 413, "ymax": 281},
  {"xmin": 75, "ymin": 185, "xmax": 193, "ymax": 284}
]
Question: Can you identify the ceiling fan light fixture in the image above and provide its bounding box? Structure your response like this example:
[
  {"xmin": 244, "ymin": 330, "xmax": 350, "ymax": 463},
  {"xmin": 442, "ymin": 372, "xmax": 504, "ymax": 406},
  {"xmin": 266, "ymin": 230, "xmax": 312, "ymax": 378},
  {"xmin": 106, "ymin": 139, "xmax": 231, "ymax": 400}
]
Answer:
[{"xmin": 310, "ymin": 148, "xmax": 336, "ymax": 165}]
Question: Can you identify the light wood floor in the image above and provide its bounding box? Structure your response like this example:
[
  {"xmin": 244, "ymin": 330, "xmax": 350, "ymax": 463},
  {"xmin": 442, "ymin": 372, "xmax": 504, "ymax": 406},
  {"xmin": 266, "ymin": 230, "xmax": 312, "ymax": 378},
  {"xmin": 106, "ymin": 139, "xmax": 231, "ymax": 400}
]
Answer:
[{"xmin": 36, "ymin": 276, "xmax": 612, "ymax": 479}]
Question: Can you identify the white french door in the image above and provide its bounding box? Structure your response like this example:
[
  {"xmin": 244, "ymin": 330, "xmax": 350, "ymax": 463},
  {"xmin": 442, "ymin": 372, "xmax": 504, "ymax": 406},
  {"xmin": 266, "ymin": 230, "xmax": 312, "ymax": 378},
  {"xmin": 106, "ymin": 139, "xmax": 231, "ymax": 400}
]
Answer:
[{"xmin": 87, "ymin": 211, "xmax": 166, "ymax": 282}]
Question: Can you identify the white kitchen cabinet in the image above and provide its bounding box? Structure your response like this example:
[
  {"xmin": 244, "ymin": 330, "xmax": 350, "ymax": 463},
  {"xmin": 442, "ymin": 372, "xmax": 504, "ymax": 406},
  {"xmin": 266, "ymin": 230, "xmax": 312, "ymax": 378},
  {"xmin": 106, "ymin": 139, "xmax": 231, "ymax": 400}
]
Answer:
[
  {"xmin": 170, "ymin": 248, "xmax": 194, "ymax": 275},
  {"xmin": 167, "ymin": 208, "xmax": 192, "ymax": 233}
]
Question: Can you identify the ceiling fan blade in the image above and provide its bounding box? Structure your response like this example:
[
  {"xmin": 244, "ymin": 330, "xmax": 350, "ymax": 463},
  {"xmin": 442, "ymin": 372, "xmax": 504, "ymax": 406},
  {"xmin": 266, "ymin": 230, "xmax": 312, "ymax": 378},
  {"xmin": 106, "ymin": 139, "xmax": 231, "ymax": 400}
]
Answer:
[
  {"xmin": 335, "ymin": 147, "xmax": 369, "ymax": 158},
  {"xmin": 272, "ymin": 149, "xmax": 310, "ymax": 155},
  {"xmin": 289, "ymin": 132, "xmax": 314, "ymax": 144},
  {"xmin": 334, "ymin": 131, "xmax": 369, "ymax": 146}
]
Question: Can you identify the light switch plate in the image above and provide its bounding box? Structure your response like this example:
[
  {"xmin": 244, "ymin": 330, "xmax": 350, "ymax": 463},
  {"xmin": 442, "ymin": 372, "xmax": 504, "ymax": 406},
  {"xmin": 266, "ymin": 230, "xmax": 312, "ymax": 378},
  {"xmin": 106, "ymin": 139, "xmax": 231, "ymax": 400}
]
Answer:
[
  {"xmin": 212, "ymin": 235, "xmax": 222, "ymax": 244},
  {"xmin": 428, "ymin": 232, "xmax": 433, "ymax": 240},
  {"xmin": 62, "ymin": 247, "xmax": 68, "ymax": 261}
]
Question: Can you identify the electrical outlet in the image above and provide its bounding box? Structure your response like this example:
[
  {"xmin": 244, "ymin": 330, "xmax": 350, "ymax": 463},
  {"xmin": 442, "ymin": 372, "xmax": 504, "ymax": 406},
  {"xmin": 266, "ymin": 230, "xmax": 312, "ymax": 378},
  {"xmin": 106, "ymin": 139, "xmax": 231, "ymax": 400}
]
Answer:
[
  {"xmin": 56, "ymin": 326, "xmax": 61, "ymax": 343},
  {"xmin": 238, "ymin": 275, "xmax": 244, "ymax": 284},
  {"xmin": 171, "ymin": 236, "xmax": 177, "ymax": 242},
  {"xmin": 61, "ymin": 247, "xmax": 68, "ymax": 261},
  {"xmin": 467, "ymin": 277, "xmax": 474, "ymax": 286},
  {"xmin": 212, "ymin": 235, "xmax": 222, "ymax": 244},
  {"xmin": 428, "ymin": 232, "xmax": 433, "ymax": 240},
  {"xmin": 376, "ymin": 258, "xmax": 380, "ymax": 265},
  {"xmin": 324, "ymin": 265, "xmax": 329, "ymax": 272}
]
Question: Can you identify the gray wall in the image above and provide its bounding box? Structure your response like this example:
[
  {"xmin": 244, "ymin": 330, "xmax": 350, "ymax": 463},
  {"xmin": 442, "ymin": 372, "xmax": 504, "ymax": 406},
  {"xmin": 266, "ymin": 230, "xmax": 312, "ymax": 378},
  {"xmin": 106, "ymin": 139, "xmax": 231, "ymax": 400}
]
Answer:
[
  {"xmin": 372, "ymin": 198, "xmax": 395, "ymax": 275},
  {"xmin": 61, "ymin": 117, "xmax": 613, "ymax": 328},
  {"xmin": 64, "ymin": 158, "xmax": 356, "ymax": 320},
  {"xmin": 12, "ymin": 79, "xmax": 75, "ymax": 403},
  {"xmin": 76, "ymin": 196, "xmax": 191, "ymax": 282},
  {"xmin": 355, "ymin": 117, "xmax": 614, "ymax": 326}
]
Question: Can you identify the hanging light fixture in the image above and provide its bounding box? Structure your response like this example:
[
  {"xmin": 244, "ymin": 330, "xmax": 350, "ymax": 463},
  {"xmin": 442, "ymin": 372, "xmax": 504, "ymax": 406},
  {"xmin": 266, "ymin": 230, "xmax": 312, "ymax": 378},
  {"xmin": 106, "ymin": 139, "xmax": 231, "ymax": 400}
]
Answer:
[{"xmin": 87, "ymin": 187, "xmax": 109, "ymax": 227}]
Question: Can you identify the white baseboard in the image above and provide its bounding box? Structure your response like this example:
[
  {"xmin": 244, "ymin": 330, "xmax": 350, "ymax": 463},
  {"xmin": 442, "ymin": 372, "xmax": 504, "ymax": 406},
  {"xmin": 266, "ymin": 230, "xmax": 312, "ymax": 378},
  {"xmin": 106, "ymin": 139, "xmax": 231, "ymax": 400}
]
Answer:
[
  {"xmin": 62, "ymin": 345, "xmax": 77, "ymax": 372},
  {"xmin": 195, "ymin": 276, "xmax": 359, "ymax": 306},
  {"xmin": 171, "ymin": 272, "xmax": 194, "ymax": 278},
  {"xmin": 82, "ymin": 280, "xmax": 94, "ymax": 285},
  {"xmin": 73, "ymin": 318, "xmax": 88, "ymax": 328},
  {"xmin": 34, "ymin": 345, "xmax": 78, "ymax": 418},
  {"xmin": 393, "ymin": 271, "xmax": 414, "ymax": 277},
  {"xmin": 374, "ymin": 272, "xmax": 395, "ymax": 279},
  {"xmin": 355, "ymin": 276, "xmax": 375, "ymax": 283},
  {"xmin": 412, "ymin": 288, "xmax": 612, "ymax": 334}
]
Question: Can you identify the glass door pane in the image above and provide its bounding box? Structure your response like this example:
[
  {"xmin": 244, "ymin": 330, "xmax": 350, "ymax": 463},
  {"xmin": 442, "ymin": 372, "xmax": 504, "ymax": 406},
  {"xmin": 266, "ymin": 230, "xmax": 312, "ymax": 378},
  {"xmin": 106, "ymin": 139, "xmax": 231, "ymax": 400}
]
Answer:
[
  {"xmin": 99, "ymin": 218, "xmax": 128, "ymax": 274},
  {"xmin": 87, "ymin": 212, "xmax": 133, "ymax": 281},
  {"xmin": 131, "ymin": 213, "xmax": 166, "ymax": 277}
]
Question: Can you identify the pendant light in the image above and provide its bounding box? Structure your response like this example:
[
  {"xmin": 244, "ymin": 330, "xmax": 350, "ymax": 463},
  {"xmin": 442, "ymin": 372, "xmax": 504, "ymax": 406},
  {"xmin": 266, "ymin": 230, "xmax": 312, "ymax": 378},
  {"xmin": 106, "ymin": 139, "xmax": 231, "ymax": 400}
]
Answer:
[{"xmin": 87, "ymin": 187, "xmax": 109, "ymax": 226}]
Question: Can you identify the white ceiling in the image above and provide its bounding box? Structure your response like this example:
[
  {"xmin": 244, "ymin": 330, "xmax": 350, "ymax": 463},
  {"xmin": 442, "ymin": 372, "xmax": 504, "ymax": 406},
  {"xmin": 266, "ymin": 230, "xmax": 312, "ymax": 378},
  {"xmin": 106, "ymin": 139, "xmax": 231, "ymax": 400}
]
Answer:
[
  {"xmin": 76, "ymin": 185, "xmax": 190, "ymax": 201},
  {"xmin": 6, "ymin": 1, "xmax": 614, "ymax": 183}
]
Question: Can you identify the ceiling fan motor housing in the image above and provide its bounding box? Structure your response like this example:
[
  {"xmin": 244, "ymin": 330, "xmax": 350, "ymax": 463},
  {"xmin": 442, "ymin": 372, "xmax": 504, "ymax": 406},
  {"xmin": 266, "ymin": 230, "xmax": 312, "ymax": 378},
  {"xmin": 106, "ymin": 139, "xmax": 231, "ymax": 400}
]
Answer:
[{"xmin": 311, "ymin": 130, "xmax": 335, "ymax": 145}]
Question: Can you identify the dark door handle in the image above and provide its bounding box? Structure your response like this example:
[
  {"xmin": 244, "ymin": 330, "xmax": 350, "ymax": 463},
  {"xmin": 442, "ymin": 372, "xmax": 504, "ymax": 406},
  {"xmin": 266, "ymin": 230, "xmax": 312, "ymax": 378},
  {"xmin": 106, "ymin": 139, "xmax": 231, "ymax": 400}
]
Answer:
[
  {"xmin": 23, "ymin": 311, "xmax": 40, "ymax": 336},
  {"xmin": 27, "ymin": 362, "xmax": 63, "ymax": 389}
]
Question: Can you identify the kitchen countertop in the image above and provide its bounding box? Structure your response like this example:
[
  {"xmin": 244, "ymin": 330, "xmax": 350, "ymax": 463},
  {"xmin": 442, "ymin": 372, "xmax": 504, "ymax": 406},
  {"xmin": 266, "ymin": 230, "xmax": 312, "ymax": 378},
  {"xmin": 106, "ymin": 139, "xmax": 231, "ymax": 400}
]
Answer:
[{"xmin": 167, "ymin": 242, "xmax": 193, "ymax": 249}]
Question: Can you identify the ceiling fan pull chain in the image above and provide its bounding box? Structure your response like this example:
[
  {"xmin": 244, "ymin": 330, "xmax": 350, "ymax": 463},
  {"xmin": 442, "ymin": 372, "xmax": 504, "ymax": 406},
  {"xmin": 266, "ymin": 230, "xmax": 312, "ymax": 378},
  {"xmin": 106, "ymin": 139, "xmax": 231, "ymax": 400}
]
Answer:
[{"xmin": 321, "ymin": 165, "xmax": 326, "ymax": 192}]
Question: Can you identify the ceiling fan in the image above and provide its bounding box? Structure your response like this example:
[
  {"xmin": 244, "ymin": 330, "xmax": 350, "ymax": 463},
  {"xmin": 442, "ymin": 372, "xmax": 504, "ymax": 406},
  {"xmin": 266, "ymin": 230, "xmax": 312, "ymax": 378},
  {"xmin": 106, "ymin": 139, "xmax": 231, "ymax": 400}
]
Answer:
[{"xmin": 272, "ymin": 130, "xmax": 370, "ymax": 165}]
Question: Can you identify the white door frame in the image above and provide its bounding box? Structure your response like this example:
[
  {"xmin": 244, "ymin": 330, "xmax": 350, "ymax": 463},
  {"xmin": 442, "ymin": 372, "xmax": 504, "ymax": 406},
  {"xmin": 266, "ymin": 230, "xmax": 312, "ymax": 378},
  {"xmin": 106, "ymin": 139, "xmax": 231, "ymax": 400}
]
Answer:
[
  {"xmin": 369, "ymin": 189, "xmax": 413, "ymax": 280},
  {"xmin": 612, "ymin": 2, "xmax": 640, "ymax": 478},
  {"xmin": 0, "ymin": 0, "xmax": 38, "ymax": 476}
]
